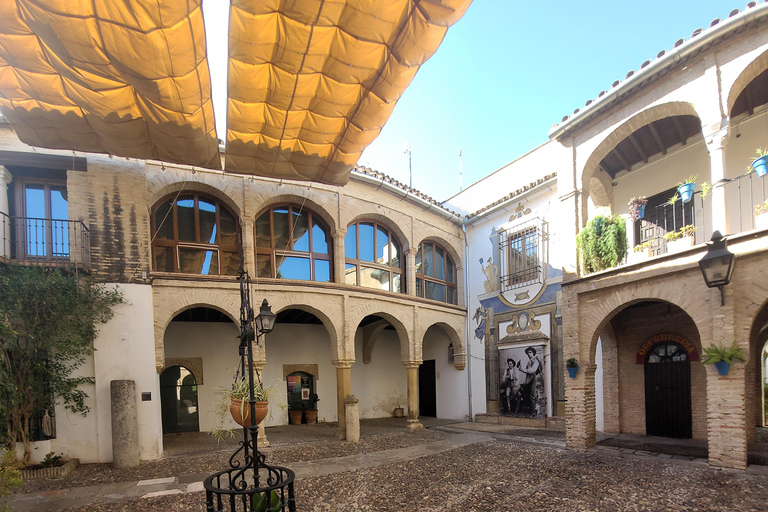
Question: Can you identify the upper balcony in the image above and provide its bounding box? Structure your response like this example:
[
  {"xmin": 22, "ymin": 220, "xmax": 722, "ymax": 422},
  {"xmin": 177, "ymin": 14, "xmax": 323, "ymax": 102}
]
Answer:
[{"xmin": 0, "ymin": 211, "xmax": 90, "ymax": 269}]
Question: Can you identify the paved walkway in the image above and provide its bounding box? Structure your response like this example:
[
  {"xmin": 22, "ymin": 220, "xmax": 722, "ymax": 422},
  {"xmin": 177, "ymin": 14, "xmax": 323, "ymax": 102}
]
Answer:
[{"xmin": 7, "ymin": 422, "xmax": 768, "ymax": 511}]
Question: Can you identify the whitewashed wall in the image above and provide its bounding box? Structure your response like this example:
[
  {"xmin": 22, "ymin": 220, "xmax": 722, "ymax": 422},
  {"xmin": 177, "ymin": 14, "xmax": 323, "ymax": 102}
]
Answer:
[{"xmin": 423, "ymin": 325, "xmax": 469, "ymax": 420}]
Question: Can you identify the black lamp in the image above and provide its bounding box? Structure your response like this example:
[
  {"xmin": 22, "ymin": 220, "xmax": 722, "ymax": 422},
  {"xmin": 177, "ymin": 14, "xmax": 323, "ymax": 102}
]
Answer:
[
  {"xmin": 255, "ymin": 299, "xmax": 276, "ymax": 334},
  {"xmin": 698, "ymin": 230, "xmax": 735, "ymax": 306}
]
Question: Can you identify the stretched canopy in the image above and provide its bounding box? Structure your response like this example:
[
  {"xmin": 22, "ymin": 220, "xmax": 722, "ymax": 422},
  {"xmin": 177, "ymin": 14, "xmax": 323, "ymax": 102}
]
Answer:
[{"xmin": 0, "ymin": 0, "xmax": 471, "ymax": 185}]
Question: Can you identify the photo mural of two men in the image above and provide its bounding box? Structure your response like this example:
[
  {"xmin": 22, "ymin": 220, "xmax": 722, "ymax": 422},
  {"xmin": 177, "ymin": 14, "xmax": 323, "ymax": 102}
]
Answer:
[{"xmin": 499, "ymin": 345, "xmax": 545, "ymax": 418}]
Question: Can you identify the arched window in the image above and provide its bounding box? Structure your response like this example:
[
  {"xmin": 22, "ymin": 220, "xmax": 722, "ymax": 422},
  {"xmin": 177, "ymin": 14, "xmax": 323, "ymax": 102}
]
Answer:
[
  {"xmin": 415, "ymin": 241, "xmax": 457, "ymax": 304},
  {"xmin": 254, "ymin": 205, "xmax": 331, "ymax": 281},
  {"xmin": 151, "ymin": 193, "xmax": 240, "ymax": 275},
  {"xmin": 344, "ymin": 221, "xmax": 402, "ymax": 292}
]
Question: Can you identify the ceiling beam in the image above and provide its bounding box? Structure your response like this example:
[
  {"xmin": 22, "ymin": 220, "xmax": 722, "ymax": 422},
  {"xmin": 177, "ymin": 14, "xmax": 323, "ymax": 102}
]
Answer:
[
  {"xmin": 611, "ymin": 147, "xmax": 631, "ymax": 172},
  {"xmin": 746, "ymin": 87, "xmax": 755, "ymax": 116},
  {"xmin": 628, "ymin": 133, "xmax": 649, "ymax": 164},
  {"xmin": 647, "ymin": 122, "xmax": 667, "ymax": 156},
  {"xmin": 672, "ymin": 117, "xmax": 688, "ymax": 146}
]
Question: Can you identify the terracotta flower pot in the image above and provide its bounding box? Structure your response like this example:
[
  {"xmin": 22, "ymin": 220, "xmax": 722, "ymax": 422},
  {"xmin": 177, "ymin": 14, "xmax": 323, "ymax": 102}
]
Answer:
[
  {"xmin": 289, "ymin": 410, "xmax": 303, "ymax": 425},
  {"xmin": 304, "ymin": 409, "xmax": 318, "ymax": 424},
  {"xmin": 230, "ymin": 399, "xmax": 268, "ymax": 428}
]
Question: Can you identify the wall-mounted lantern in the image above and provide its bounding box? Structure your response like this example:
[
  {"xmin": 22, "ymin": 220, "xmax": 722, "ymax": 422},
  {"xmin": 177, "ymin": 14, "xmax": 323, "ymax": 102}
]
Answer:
[
  {"xmin": 698, "ymin": 231, "xmax": 735, "ymax": 306},
  {"xmin": 448, "ymin": 342, "xmax": 454, "ymax": 364}
]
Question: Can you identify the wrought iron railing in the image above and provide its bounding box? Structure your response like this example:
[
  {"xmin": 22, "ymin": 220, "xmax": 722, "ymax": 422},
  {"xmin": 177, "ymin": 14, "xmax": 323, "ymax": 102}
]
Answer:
[
  {"xmin": 0, "ymin": 212, "xmax": 90, "ymax": 268},
  {"xmin": 499, "ymin": 217, "xmax": 547, "ymax": 291}
]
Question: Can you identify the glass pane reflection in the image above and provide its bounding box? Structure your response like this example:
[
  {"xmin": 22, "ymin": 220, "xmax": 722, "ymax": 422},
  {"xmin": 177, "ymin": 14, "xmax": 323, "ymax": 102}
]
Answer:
[{"xmin": 277, "ymin": 256, "xmax": 311, "ymax": 280}]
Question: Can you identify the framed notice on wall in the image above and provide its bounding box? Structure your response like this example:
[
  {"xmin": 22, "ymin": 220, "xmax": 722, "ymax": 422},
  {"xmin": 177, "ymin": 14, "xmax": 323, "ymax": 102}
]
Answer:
[{"xmin": 286, "ymin": 375, "xmax": 301, "ymax": 394}]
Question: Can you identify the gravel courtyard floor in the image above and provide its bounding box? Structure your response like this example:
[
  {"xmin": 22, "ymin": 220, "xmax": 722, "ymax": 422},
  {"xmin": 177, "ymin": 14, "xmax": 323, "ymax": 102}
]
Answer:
[{"xmin": 7, "ymin": 419, "xmax": 768, "ymax": 511}]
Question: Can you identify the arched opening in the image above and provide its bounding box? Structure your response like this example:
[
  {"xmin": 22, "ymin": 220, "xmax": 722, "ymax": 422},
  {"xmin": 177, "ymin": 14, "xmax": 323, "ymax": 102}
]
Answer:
[
  {"xmin": 421, "ymin": 323, "xmax": 465, "ymax": 420},
  {"xmin": 592, "ymin": 300, "xmax": 703, "ymax": 441},
  {"xmin": 353, "ymin": 314, "xmax": 408, "ymax": 418},
  {"xmin": 160, "ymin": 366, "xmax": 199, "ymax": 434},
  {"xmin": 263, "ymin": 307, "xmax": 334, "ymax": 426},
  {"xmin": 163, "ymin": 306, "xmax": 238, "ymax": 434}
]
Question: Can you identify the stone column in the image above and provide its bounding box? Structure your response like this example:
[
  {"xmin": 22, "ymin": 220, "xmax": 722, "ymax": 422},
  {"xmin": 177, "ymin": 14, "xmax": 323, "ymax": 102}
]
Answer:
[
  {"xmin": 345, "ymin": 395, "xmax": 360, "ymax": 443},
  {"xmin": 254, "ymin": 359, "xmax": 269, "ymax": 447},
  {"xmin": 333, "ymin": 229, "xmax": 346, "ymax": 285},
  {"xmin": 0, "ymin": 166, "xmax": 11, "ymax": 259},
  {"xmin": 333, "ymin": 360, "xmax": 353, "ymax": 439},
  {"xmin": 404, "ymin": 361, "xmax": 423, "ymax": 431},
  {"xmin": 706, "ymin": 131, "xmax": 728, "ymax": 235},
  {"xmin": 558, "ymin": 186, "xmax": 581, "ymax": 279},
  {"xmin": 405, "ymin": 247, "xmax": 417, "ymax": 297},
  {"xmin": 111, "ymin": 380, "xmax": 140, "ymax": 468}
]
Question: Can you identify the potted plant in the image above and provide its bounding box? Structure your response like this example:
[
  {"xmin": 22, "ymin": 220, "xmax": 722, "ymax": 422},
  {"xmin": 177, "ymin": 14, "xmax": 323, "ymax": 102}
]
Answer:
[
  {"xmin": 210, "ymin": 379, "xmax": 273, "ymax": 441},
  {"xmin": 287, "ymin": 391, "xmax": 304, "ymax": 425},
  {"xmin": 304, "ymin": 393, "xmax": 320, "ymax": 424},
  {"xmin": 575, "ymin": 215, "xmax": 628, "ymax": 274},
  {"xmin": 565, "ymin": 358, "xmax": 579, "ymax": 378},
  {"xmin": 702, "ymin": 343, "xmax": 746, "ymax": 376},
  {"xmin": 629, "ymin": 241, "xmax": 653, "ymax": 263},
  {"xmin": 664, "ymin": 224, "xmax": 697, "ymax": 253},
  {"xmin": 747, "ymin": 148, "xmax": 768, "ymax": 177},
  {"xmin": 628, "ymin": 196, "xmax": 648, "ymax": 222},
  {"xmin": 677, "ymin": 174, "xmax": 698, "ymax": 203},
  {"xmin": 755, "ymin": 200, "xmax": 768, "ymax": 230}
]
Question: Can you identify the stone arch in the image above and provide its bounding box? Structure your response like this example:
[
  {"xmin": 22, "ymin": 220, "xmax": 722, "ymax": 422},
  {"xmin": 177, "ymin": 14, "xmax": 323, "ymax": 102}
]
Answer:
[
  {"xmin": 346, "ymin": 301, "xmax": 413, "ymax": 363},
  {"xmin": 748, "ymin": 296, "xmax": 768, "ymax": 432},
  {"xmin": 416, "ymin": 235, "xmax": 463, "ymax": 274},
  {"xmin": 420, "ymin": 320, "xmax": 465, "ymax": 370},
  {"xmin": 588, "ymin": 169, "xmax": 614, "ymax": 216},
  {"xmin": 580, "ymin": 102, "xmax": 702, "ymax": 225},
  {"xmin": 727, "ymin": 48, "xmax": 768, "ymax": 117},
  {"xmin": 159, "ymin": 359, "xmax": 204, "ymax": 385},
  {"xmin": 153, "ymin": 289, "xmax": 241, "ymax": 372},
  {"xmin": 346, "ymin": 212, "xmax": 412, "ymax": 252},
  {"xmin": 148, "ymin": 179, "xmax": 242, "ymax": 219},
  {"xmin": 267, "ymin": 295, "xmax": 341, "ymax": 361},
  {"xmin": 253, "ymin": 194, "xmax": 337, "ymax": 234}
]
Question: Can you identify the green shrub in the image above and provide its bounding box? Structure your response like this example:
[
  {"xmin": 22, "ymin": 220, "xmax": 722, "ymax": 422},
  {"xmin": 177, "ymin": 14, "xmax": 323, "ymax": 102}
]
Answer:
[{"xmin": 576, "ymin": 215, "xmax": 627, "ymax": 274}]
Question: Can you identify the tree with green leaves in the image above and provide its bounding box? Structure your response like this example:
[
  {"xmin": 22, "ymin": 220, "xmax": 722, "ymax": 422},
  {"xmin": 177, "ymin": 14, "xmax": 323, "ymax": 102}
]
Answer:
[{"xmin": 0, "ymin": 266, "xmax": 123, "ymax": 465}]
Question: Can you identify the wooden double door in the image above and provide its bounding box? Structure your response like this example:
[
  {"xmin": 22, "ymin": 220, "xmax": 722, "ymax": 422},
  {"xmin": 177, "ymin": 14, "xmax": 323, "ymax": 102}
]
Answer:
[{"xmin": 644, "ymin": 342, "xmax": 692, "ymax": 439}]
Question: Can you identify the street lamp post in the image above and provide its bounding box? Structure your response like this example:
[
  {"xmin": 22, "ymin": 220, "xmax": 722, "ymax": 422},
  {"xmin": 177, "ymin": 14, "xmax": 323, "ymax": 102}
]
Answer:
[{"xmin": 698, "ymin": 230, "xmax": 735, "ymax": 306}]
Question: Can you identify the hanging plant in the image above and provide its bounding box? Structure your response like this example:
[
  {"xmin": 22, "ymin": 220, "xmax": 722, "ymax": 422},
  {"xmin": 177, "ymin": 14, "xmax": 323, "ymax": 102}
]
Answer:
[
  {"xmin": 627, "ymin": 196, "xmax": 647, "ymax": 221},
  {"xmin": 677, "ymin": 174, "xmax": 698, "ymax": 204},
  {"xmin": 702, "ymin": 343, "xmax": 746, "ymax": 376},
  {"xmin": 576, "ymin": 215, "xmax": 628, "ymax": 274},
  {"xmin": 747, "ymin": 148, "xmax": 768, "ymax": 178},
  {"xmin": 700, "ymin": 181, "xmax": 712, "ymax": 200}
]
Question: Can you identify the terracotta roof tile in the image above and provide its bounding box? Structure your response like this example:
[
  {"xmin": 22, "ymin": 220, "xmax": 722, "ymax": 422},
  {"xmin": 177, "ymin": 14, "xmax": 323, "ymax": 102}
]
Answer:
[{"xmin": 464, "ymin": 173, "xmax": 557, "ymax": 220}]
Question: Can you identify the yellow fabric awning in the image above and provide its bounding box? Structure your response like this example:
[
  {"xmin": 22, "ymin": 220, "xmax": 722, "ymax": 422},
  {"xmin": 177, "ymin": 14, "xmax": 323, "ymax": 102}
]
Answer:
[
  {"xmin": 225, "ymin": 0, "xmax": 471, "ymax": 184},
  {"xmin": 0, "ymin": 0, "xmax": 220, "ymax": 169},
  {"xmin": 0, "ymin": 0, "xmax": 471, "ymax": 184}
]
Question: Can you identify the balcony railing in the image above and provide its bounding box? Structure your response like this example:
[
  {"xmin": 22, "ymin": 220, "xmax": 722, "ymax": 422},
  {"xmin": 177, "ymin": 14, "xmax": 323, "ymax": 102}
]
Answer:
[{"xmin": 1, "ymin": 212, "xmax": 90, "ymax": 268}]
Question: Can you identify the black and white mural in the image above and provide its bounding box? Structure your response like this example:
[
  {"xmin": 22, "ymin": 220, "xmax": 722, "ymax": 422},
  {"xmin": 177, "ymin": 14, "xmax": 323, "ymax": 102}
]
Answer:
[{"xmin": 498, "ymin": 344, "xmax": 545, "ymax": 418}]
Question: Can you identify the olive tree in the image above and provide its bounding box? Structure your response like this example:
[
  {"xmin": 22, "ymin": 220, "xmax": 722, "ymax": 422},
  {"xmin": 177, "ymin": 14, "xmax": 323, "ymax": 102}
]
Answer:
[{"xmin": 0, "ymin": 266, "xmax": 123, "ymax": 465}]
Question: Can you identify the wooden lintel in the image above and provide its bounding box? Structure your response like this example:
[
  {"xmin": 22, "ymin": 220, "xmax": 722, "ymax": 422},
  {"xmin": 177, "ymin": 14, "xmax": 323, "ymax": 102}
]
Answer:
[{"xmin": 647, "ymin": 122, "xmax": 667, "ymax": 156}]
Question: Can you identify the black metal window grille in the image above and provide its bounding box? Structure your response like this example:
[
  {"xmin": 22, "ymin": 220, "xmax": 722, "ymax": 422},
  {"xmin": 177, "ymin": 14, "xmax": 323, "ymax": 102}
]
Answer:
[
  {"xmin": 499, "ymin": 218, "xmax": 544, "ymax": 291},
  {"xmin": 27, "ymin": 408, "xmax": 56, "ymax": 441}
]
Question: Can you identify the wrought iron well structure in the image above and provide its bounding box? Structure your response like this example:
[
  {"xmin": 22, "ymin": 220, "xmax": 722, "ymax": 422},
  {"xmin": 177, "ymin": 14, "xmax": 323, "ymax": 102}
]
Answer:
[{"xmin": 204, "ymin": 269, "xmax": 296, "ymax": 512}]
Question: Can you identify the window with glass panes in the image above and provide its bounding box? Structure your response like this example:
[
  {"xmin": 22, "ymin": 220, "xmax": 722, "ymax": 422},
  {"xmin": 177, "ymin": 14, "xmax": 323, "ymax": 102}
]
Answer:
[
  {"xmin": 344, "ymin": 221, "xmax": 402, "ymax": 292},
  {"xmin": 415, "ymin": 241, "xmax": 457, "ymax": 304},
  {"xmin": 151, "ymin": 193, "xmax": 240, "ymax": 275},
  {"xmin": 254, "ymin": 205, "xmax": 331, "ymax": 282}
]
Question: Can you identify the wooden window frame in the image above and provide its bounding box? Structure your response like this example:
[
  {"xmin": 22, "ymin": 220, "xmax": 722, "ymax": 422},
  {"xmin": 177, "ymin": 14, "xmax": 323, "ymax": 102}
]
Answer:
[
  {"xmin": 415, "ymin": 240, "xmax": 457, "ymax": 304},
  {"xmin": 344, "ymin": 220, "xmax": 403, "ymax": 293}
]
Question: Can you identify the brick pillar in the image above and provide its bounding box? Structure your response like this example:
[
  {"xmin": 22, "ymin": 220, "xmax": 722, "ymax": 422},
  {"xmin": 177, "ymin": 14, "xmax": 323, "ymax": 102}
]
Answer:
[
  {"xmin": 0, "ymin": 166, "xmax": 11, "ymax": 259},
  {"xmin": 404, "ymin": 361, "xmax": 424, "ymax": 430},
  {"xmin": 600, "ymin": 325, "xmax": 620, "ymax": 433},
  {"xmin": 405, "ymin": 247, "xmax": 417, "ymax": 297},
  {"xmin": 706, "ymin": 131, "xmax": 728, "ymax": 235},
  {"xmin": 565, "ymin": 363, "xmax": 597, "ymax": 450},
  {"xmin": 706, "ymin": 284, "xmax": 747, "ymax": 470},
  {"xmin": 333, "ymin": 229, "xmax": 346, "ymax": 285},
  {"xmin": 333, "ymin": 360, "xmax": 353, "ymax": 439}
]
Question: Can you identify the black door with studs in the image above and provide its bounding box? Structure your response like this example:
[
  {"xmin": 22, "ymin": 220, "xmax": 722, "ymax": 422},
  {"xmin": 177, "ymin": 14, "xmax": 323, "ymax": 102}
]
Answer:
[{"xmin": 644, "ymin": 342, "xmax": 692, "ymax": 438}]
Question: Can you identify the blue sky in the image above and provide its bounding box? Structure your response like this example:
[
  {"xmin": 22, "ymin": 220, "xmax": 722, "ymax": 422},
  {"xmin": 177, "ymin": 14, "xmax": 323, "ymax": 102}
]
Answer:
[{"xmin": 357, "ymin": 0, "xmax": 740, "ymax": 202}]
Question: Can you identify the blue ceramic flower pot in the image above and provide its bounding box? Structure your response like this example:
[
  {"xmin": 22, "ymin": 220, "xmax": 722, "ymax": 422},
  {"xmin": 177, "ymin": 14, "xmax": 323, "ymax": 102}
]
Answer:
[
  {"xmin": 567, "ymin": 366, "xmax": 578, "ymax": 378},
  {"xmin": 752, "ymin": 155, "xmax": 768, "ymax": 177},
  {"xmin": 678, "ymin": 182, "xmax": 695, "ymax": 203},
  {"xmin": 714, "ymin": 361, "xmax": 730, "ymax": 376},
  {"xmin": 637, "ymin": 204, "xmax": 646, "ymax": 220}
]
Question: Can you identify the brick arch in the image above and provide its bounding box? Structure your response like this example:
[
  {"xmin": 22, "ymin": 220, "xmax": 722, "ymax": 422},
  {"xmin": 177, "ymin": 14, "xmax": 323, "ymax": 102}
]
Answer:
[
  {"xmin": 153, "ymin": 289, "xmax": 241, "ymax": 372},
  {"xmin": 727, "ymin": 48, "xmax": 768, "ymax": 117},
  {"xmin": 579, "ymin": 272, "xmax": 709, "ymax": 365},
  {"xmin": 252, "ymin": 194, "xmax": 337, "ymax": 234},
  {"xmin": 345, "ymin": 212, "xmax": 412, "ymax": 252},
  {"xmin": 580, "ymin": 102, "xmax": 702, "ymax": 225},
  {"xmin": 269, "ymin": 299, "xmax": 340, "ymax": 360},
  {"xmin": 420, "ymin": 320, "xmax": 465, "ymax": 370},
  {"xmin": 148, "ymin": 179, "xmax": 242, "ymax": 219},
  {"xmin": 160, "ymin": 358, "xmax": 204, "ymax": 385},
  {"xmin": 346, "ymin": 302, "xmax": 413, "ymax": 363},
  {"xmin": 416, "ymin": 235, "xmax": 463, "ymax": 273}
]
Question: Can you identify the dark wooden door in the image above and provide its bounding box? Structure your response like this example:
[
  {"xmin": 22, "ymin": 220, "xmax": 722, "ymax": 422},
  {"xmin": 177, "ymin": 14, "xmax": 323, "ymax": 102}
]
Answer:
[
  {"xmin": 644, "ymin": 343, "xmax": 692, "ymax": 438},
  {"xmin": 636, "ymin": 188, "xmax": 694, "ymax": 255},
  {"xmin": 418, "ymin": 359, "xmax": 437, "ymax": 417}
]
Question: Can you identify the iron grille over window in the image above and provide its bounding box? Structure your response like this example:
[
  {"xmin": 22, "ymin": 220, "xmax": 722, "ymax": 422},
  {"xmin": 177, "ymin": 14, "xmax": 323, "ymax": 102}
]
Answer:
[
  {"xmin": 254, "ymin": 205, "xmax": 332, "ymax": 281},
  {"xmin": 344, "ymin": 221, "xmax": 402, "ymax": 292},
  {"xmin": 151, "ymin": 193, "xmax": 240, "ymax": 275},
  {"xmin": 499, "ymin": 218, "xmax": 546, "ymax": 291}
]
